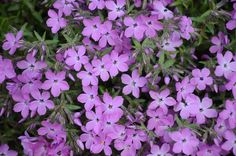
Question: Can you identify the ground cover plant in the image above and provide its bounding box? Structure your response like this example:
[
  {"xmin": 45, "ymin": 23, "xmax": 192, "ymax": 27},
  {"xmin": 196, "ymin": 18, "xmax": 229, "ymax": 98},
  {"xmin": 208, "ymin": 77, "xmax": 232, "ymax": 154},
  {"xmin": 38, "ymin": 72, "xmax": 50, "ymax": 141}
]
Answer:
[{"xmin": 1, "ymin": 0, "xmax": 236, "ymax": 155}]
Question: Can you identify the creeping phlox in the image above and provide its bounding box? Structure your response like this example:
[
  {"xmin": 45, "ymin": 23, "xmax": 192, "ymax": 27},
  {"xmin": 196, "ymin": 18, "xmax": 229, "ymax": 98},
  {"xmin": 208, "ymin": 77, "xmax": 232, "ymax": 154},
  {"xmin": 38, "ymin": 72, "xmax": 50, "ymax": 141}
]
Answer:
[{"xmin": 1, "ymin": 0, "xmax": 236, "ymax": 156}]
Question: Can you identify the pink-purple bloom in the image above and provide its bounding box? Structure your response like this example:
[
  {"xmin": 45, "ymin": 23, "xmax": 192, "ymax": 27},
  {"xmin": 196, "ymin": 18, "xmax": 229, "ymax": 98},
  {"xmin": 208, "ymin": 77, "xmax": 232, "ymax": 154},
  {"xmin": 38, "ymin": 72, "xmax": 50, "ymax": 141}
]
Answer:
[
  {"xmin": 77, "ymin": 63, "xmax": 98, "ymax": 86},
  {"xmin": 0, "ymin": 56, "xmax": 16, "ymax": 83},
  {"xmin": 124, "ymin": 16, "xmax": 146, "ymax": 40},
  {"xmin": 170, "ymin": 128, "xmax": 199, "ymax": 155},
  {"xmin": 105, "ymin": 0, "xmax": 125, "ymax": 20},
  {"xmin": 42, "ymin": 71, "xmax": 69, "ymax": 97},
  {"xmin": 190, "ymin": 68, "xmax": 213, "ymax": 90},
  {"xmin": 215, "ymin": 51, "xmax": 236, "ymax": 79},
  {"xmin": 65, "ymin": 46, "xmax": 89, "ymax": 71},
  {"xmin": 2, "ymin": 31, "xmax": 23, "ymax": 55},
  {"xmin": 121, "ymin": 69, "xmax": 147, "ymax": 98},
  {"xmin": 46, "ymin": 9, "xmax": 67, "ymax": 33},
  {"xmin": 0, "ymin": 144, "xmax": 17, "ymax": 156},
  {"xmin": 226, "ymin": 3, "xmax": 236, "ymax": 30},
  {"xmin": 209, "ymin": 32, "xmax": 229, "ymax": 53},
  {"xmin": 29, "ymin": 91, "xmax": 54, "ymax": 115},
  {"xmin": 148, "ymin": 89, "xmax": 176, "ymax": 113}
]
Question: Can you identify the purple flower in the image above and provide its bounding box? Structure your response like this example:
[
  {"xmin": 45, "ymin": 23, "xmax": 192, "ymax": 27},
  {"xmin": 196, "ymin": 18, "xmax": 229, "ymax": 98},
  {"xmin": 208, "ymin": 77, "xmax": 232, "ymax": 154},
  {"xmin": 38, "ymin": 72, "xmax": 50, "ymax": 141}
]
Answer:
[
  {"xmin": 142, "ymin": 15, "xmax": 163, "ymax": 38},
  {"xmin": 221, "ymin": 130, "xmax": 236, "ymax": 155},
  {"xmin": 125, "ymin": 129, "xmax": 147, "ymax": 150},
  {"xmin": 147, "ymin": 144, "xmax": 172, "ymax": 156},
  {"xmin": 89, "ymin": 0, "xmax": 105, "ymax": 10},
  {"xmin": 189, "ymin": 96, "xmax": 218, "ymax": 124},
  {"xmin": 179, "ymin": 16, "xmax": 194, "ymax": 40},
  {"xmin": 197, "ymin": 144, "xmax": 221, "ymax": 156},
  {"xmin": 225, "ymin": 73, "xmax": 236, "ymax": 99},
  {"xmin": 13, "ymin": 94, "xmax": 31, "ymax": 118},
  {"xmin": 77, "ymin": 63, "xmax": 98, "ymax": 86},
  {"xmin": 17, "ymin": 73, "xmax": 42, "ymax": 96},
  {"xmin": 219, "ymin": 100, "xmax": 236, "ymax": 128},
  {"xmin": 100, "ymin": 92, "xmax": 123, "ymax": 122},
  {"xmin": 19, "ymin": 133, "xmax": 48, "ymax": 156},
  {"xmin": 90, "ymin": 134, "xmax": 112, "ymax": 155},
  {"xmin": 17, "ymin": 53, "xmax": 47, "ymax": 77},
  {"xmin": 85, "ymin": 107, "xmax": 103, "ymax": 134},
  {"xmin": 226, "ymin": 4, "xmax": 236, "ymax": 30},
  {"xmin": 148, "ymin": 89, "xmax": 176, "ymax": 113},
  {"xmin": 29, "ymin": 91, "xmax": 54, "ymax": 115},
  {"xmin": 108, "ymin": 125, "xmax": 126, "ymax": 140},
  {"xmin": 37, "ymin": 120, "xmax": 66, "ymax": 141},
  {"xmin": 0, "ymin": 56, "xmax": 16, "ymax": 83},
  {"xmin": 82, "ymin": 17, "xmax": 102, "ymax": 41},
  {"xmin": 46, "ymin": 9, "xmax": 67, "ymax": 33},
  {"xmin": 190, "ymin": 68, "xmax": 213, "ymax": 90},
  {"xmin": 124, "ymin": 16, "xmax": 146, "ymax": 40},
  {"xmin": 114, "ymin": 139, "xmax": 136, "ymax": 156},
  {"xmin": 73, "ymin": 112, "xmax": 82, "ymax": 126},
  {"xmin": 53, "ymin": 0, "xmax": 74, "ymax": 16},
  {"xmin": 42, "ymin": 71, "xmax": 69, "ymax": 97},
  {"xmin": 65, "ymin": 46, "xmax": 89, "ymax": 71},
  {"xmin": 0, "ymin": 144, "xmax": 17, "ymax": 156},
  {"xmin": 209, "ymin": 32, "xmax": 229, "ymax": 53},
  {"xmin": 174, "ymin": 94, "xmax": 195, "ymax": 119},
  {"xmin": 105, "ymin": 50, "xmax": 129, "ymax": 77},
  {"xmin": 214, "ymin": 118, "xmax": 228, "ymax": 136},
  {"xmin": 105, "ymin": 0, "xmax": 125, "ymax": 20},
  {"xmin": 2, "ymin": 31, "xmax": 23, "ymax": 55},
  {"xmin": 147, "ymin": 108, "xmax": 172, "ymax": 134},
  {"xmin": 175, "ymin": 76, "xmax": 195, "ymax": 101},
  {"xmin": 92, "ymin": 57, "xmax": 110, "ymax": 81},
  {"xmin": 160, "ymin": 32, "xmax": 183, "ymax": 51},
  {"xmin": 215, "ymin": 51, "xmax": 236, "ymax": 79},
  {"xmin": 170, "ymin": 128, "xmax": 199, "ymax": 155},
  {"xmin": 99, "ymin": 21, "xmax": 118, "ymax": 48},
  {"xmin": 80, "ymin": 130, "xmax": 95, "ymax": 149},
  {"xmin": 121, "ymin": 69, "xmax": 147, "ymax": 98},
  {"xmin": 152, "ymin": 1, "xmax": 173, "ymax": 19},
  {"xmin": 77, "ymin": 85, "xmax": 100, "ymax": 111}
]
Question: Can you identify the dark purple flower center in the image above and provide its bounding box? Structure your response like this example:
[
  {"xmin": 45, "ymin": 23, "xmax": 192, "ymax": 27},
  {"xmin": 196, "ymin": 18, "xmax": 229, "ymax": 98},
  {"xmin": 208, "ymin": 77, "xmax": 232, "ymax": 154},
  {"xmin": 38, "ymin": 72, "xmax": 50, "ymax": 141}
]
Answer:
[
  {"xmin": 116, "ymin": 7, "xmax": 122, "ymax": 12},
  {"xmin": 147, "ymin": 21, "xmax": 152, "ymax": 25},
  {"xmin": 113, "ymin": 60, "xmax": 117, "ymax": 65},
  {"xmin": 108, "ymin": 104, "xmax": 113, "ymax": 109},
  {"xmin": 207, "ymin": 149, "xmax": 212, "ymax": 153},
  {"xmin": 182, "ymin": 138, "xmax": 187, "ymax": 143},
  {"xmin": 30, "ymin": 64, "xmax": 35, "ymax": 68},
  {"xmin": 132, "ymin": 81, "xmax": 136, "ymax": 86}
]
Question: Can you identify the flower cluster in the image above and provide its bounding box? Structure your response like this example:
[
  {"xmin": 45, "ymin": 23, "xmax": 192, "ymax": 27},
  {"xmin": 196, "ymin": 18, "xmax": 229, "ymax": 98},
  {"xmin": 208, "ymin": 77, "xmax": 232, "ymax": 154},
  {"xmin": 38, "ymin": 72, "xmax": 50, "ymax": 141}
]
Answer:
[
  {"xmin": 19, "ymin": 120, "xmax": 72, "ymax": 155},
  {"xmin": 1, "ymin": 0, "xmax": 236, "ymax": 155}
]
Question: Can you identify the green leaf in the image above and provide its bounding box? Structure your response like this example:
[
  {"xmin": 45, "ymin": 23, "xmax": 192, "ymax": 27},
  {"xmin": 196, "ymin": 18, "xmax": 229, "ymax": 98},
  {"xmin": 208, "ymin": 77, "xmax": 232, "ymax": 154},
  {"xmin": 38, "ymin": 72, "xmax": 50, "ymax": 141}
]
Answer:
[
  {"xmin": 34, "ymin": 31, "xmax": 43, "ymax": 41},
  {"xmin": 66, "ymin": 104, "xmax": 81, "ymax": 111},
  {"xmin": 132, "ymin": 38, "xmax": 142, "ymax": 50},
  {"xmin": 158, "ymin": 52, "xmax": 165, "ymax": 65},
  {"xmin": 163, "ymin": 59, "xmax": 175, "ymax": 69},
  {"xmin": 98, "ymin": 47, "xmax": 113, "ymax": 57},
  {"xmin": 175, "ymin": 115, "xmax": 182, "ymax": 127},
  {"xmin": 142, "ymin": 38, "xmax": 156, "ymax": 49}
]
